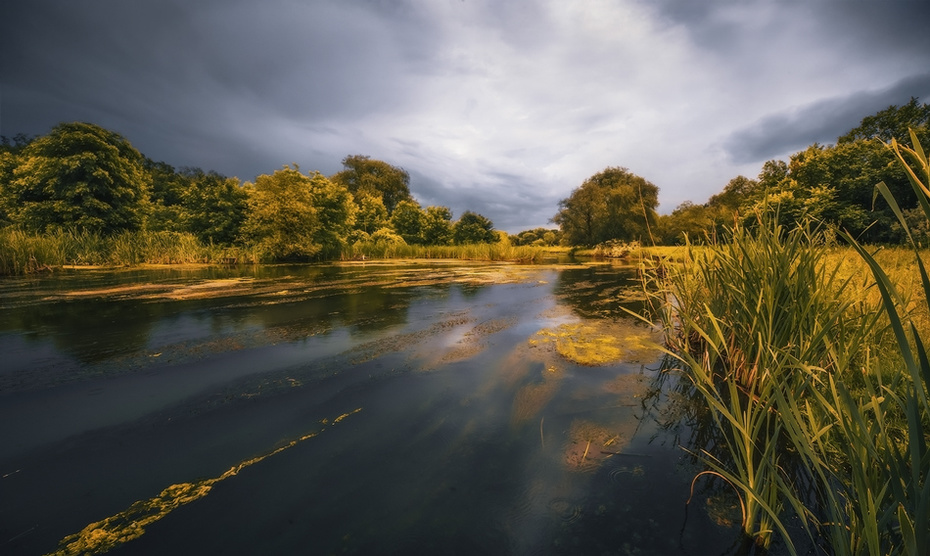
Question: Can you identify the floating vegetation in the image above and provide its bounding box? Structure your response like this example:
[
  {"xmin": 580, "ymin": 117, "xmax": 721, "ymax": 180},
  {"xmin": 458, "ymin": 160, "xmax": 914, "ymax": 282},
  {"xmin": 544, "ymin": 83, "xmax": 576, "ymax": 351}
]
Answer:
[
  {"xmin": 348, "ymin": 312, "xmax": 475, "ymax": 364},
  {"xmin": 45, "ymin": 409, "xmax": 362, "ymax": 556},
  {"xmin": 564, "ymin": 420, "xmax": 625, "ymax": 470},
  {"xmin": 433, "ymin": 316, "xmax": 519, "ymax": 365},
  {"xmin": 530, "ymin": 321, "xmax": 660, "ymax": 366}
]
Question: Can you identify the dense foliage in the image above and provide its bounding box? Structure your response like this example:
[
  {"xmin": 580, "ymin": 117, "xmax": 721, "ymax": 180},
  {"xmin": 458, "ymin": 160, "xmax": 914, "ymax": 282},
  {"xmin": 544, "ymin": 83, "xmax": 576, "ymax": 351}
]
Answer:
[
  {"xmin": 3, "ymin": 122, "xmax": 151, "ymax": 234},
  {"xmin": 0, "ymin": 122, "xmax": 506, "ymax": 271},
  {"xmin": 658, "ymin": 98, "xmax": 930, "ymax": 245},
  {"xmin": 552, "ymin": 166, "xmax": 659, "ymax": 246}
]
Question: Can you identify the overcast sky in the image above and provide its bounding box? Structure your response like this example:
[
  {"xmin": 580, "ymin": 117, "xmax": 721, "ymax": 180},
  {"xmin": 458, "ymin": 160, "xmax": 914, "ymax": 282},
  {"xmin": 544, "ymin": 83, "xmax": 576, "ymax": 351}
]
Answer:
[{"xmin": 3, "ymin": 1, "xmax": 930, "ymax": 232}]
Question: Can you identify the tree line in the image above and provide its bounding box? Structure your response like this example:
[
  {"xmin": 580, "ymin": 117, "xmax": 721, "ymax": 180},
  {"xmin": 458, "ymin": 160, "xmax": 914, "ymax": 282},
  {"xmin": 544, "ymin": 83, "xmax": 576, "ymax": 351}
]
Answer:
[
  {"xmin": 4, "ymin": 98, "xmax": 925, "ymax": 261},
  {"xmin": 0, "ymin": 123, "xmax": 505, "ymax": 261},
  {"xmin": 548, "ymin": 98, "xmax": 930, "ymax": 248},
  {"xmin": 653, "ymin": 98, "xmax": 930, "ymax": 245}
]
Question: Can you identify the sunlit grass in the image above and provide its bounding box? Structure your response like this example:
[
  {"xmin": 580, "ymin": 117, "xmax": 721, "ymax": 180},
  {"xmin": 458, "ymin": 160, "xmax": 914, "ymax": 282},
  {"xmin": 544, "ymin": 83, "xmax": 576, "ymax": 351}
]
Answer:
[
  {"xmin": 640, "ymin": 130, "xmax": 930, "ymax": 554},
  {"xmin": 343, "ymin": 241, "xmax": 546, "ymax": 262}
]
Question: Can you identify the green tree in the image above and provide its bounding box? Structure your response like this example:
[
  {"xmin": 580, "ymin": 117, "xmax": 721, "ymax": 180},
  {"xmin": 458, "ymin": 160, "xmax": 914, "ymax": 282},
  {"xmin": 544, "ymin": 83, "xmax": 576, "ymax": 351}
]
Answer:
[
  {"xmin": 552, "ymin": 166, "xmax": 659, "ymax": 246},
  {"xmin": 353, "ymin": 191, "xmax": 389, "ymax": 234},
  {"xmin": 838, "ymin": 97, "xmax": 930, "ymax": 145},
  {"xmin": 242, "ymin": 165, "xmax": 322, "ymax": 260},
  {"xmin": 510, "ymin": 227, "xmax": 561, "ymax": 246},
  {"xmin": 331, "ymin": 155, "xmax": 413, "ymax": 214},
  {"xmin": 7, "ymin": 122, "xmax": 151, "ymax": 234},
  {"xmin": 181, "ymin": 168, "xmax": 248, "ymax": 245},
  {"xmin": 707, "ymin": 175, "xmax": 760, "ymax": 214},
  {"xmin": 145, "ymin": 159, "xmax": 189, "ymax": 232},
  {"xmin": 656, "ymin": 201, "xmax": 716, "ymax": 245},
  {"xmin": 0, "ymin": 150, "xmax": 19, "ymax": 227},
  {"xmin": 785, "ymin": 141, "xmax": 907, "ymax": 241},
  {"xmin": 308, "ymin": 172, "xmax": 356, "ymax": 258},
  {"xmin": 452, "ymin": 210, "xmax": 497, "ymax": 244},
  {"xmin": 421, "ymin": 205, "xmax": 453, "ymax": 245},
  {"xmin": 390, "ymin": 200, "xmax": 425, "ymax": 244}
]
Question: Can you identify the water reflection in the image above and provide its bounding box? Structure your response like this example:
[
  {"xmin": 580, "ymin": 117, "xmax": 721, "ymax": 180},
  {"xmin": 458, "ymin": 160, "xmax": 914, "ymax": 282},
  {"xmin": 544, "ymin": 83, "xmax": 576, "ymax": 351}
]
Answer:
[{"xmin": 0, "ymin": 262, "xmax": 741, "ymax": 555}]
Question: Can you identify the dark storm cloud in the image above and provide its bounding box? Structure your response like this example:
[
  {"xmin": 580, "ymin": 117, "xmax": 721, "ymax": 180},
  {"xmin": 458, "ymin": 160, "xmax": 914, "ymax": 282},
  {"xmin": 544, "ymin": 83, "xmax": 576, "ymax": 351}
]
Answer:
[
  {"xmin": 3, "ymin": 0, "xmax": 929, "ymax": 227},
  {"xmin": 1, "ymin": 0, "xmax": 423, "ymax": 178},
  {"xmin": 724, "ymin": 72, "xmax": 930, "ymax": 163}
]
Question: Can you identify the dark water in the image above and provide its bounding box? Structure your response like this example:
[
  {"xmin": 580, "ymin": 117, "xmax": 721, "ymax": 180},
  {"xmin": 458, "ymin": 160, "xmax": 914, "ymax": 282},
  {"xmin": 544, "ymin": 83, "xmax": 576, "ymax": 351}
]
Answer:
[{"xmin": 0, "ymin": 262, "xmax": 740, "ymax": 555}]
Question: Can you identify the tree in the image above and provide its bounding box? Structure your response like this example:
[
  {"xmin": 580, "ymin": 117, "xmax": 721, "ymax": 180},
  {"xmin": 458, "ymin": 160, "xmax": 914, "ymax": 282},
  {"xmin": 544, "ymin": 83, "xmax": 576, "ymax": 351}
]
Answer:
[
  {"xmin": 331, "ymin": 155, "xmax": 413, "ymax": 214},
  {"xmin": 785, "ymin": 141, "xmax": 903, "ymax": 241},
  {"xmin": 552, "ymin": 167, "xmax": 659, "ymax": 246},
  {"xmin": 308, "ymin": 172, "xmax": 356, "ymax": 258},
  {"xmin": 7, "ymin": 122, "xmax": 151, "ymax": 234},
  {"xmin": 0, "ymin": 150, "xmax": 19, "ymax": 227},
  {"xmin": 421, "ymin": 206, "xmax": 453, "ymax": 245},
  {"xmin": 353, "ymin": 191, "xmax": 389, "ymax": 234},
  {"xmin": 242, "ymin": 165, "xmax": 322, "ymax": 260},
  {"xmin": 838, "ymin": 97, "xmax": 930, "ymax": 145},
  {"xmin": 390, "ymin": 200, "xmax": 425, "ymax": 244},
  {"xmin": 181, "ymin": 168, "xmax": 248, "ymax": 245},
  {"xmin": 656, "ymin": 201, "xmax": 716, "ymax": 245},
  {"xmin": 452, "ymin": 210, "xmax": 497, "ymax": 244},
  {"xmin": 145, "ymin": 159, "xmax": 189, "ymax": 233},
  {"xmin": 510, "ymin": 227, "xmax": 561, "ymax": 246},
  {"xmin": 707, "ymin": 175, "xmax": 760, "ymax": 213}
]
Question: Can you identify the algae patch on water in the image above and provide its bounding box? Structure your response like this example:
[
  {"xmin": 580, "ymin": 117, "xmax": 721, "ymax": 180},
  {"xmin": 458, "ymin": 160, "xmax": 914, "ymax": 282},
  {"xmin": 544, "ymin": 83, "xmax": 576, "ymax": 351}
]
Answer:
[
  {"xmin": 45, "ymin": 409, "xmax": 363, "ymax": 556},
  {"xmin": 529, "ymin": 321, "xmax": 661, "ymax": 366},
  {"xmin": 564, "ymin": 420, "xmax": 628, "ymax": 470}
]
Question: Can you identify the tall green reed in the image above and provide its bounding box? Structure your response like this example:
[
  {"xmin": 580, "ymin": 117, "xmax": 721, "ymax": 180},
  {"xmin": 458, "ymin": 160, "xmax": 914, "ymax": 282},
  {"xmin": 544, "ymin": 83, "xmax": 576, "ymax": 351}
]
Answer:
[
  {"xmin": 641, "ymin": 130, "xmax": 930, "ymax": 554},
  {"xmin": 641, "ymin": 218, "xmax": 881, "ymax": 553}
]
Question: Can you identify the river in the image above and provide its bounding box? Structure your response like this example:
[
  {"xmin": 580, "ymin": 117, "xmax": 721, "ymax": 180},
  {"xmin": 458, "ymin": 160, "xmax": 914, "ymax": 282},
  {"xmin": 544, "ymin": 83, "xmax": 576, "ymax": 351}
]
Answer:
[{"xmin": 0, "ymin": 261, "xmax": 739, "ymax": 555}]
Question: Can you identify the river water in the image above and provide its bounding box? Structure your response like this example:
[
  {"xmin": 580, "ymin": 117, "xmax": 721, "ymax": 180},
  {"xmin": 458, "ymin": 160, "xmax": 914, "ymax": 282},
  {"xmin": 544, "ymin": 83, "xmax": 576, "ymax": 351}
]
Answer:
[{"xmin": 0, "ymin": 261, "xmax": 739, "ymax": 555}]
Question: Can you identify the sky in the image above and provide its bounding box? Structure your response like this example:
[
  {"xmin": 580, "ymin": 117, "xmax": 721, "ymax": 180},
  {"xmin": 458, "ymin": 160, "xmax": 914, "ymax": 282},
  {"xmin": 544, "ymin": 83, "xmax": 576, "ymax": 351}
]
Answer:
[{"xmin": 3, "ymin": 1, "xmax": 930, "ymax": 233}]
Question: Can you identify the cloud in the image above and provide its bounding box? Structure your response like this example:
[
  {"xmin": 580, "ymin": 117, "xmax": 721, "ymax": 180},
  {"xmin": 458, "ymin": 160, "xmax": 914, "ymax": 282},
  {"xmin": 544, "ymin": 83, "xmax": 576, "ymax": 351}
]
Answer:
[
  {"xmin": 723, "ymin": 73, "xmax": 930, "ymax": 163},
  {"xmin": 3, "ymin": 0, "xmax": 929, "ymax": 229}
]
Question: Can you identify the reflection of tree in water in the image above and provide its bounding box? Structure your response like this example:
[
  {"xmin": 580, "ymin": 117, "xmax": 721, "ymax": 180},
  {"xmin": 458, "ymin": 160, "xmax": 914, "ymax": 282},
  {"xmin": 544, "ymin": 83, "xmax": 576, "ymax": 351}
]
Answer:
[
  {"xmin": 553, "ymin": 264, "xmax": 647, "ymax": 319},
  {"xmin": 9, "ymin": 298, "xmax": 159, "ymax": 364}
]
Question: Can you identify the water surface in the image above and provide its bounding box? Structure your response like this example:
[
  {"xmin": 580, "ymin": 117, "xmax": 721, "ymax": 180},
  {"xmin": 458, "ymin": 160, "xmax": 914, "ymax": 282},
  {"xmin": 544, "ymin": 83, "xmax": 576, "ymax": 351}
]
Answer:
[{"xmin": 0, "ymin": 261, "xmax": 739, "ymax": 555}]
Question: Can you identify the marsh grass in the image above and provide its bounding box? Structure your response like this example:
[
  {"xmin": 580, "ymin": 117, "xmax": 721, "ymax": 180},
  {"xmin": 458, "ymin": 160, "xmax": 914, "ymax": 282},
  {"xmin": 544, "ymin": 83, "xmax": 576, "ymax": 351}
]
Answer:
[
  {"xmin": 0, "ymin": 230, "xmax": 548, "ymax": 275},
  {"xmin": 642, "ymin": 130, "xmax": 930, "ymax": 554},
  {"xmin": 0, "ymin": 229, "xmax": 225, "ymax": 274},
  {"xmin": 343, "ymin": 241, "xmax": 546, "ymax": 262}
]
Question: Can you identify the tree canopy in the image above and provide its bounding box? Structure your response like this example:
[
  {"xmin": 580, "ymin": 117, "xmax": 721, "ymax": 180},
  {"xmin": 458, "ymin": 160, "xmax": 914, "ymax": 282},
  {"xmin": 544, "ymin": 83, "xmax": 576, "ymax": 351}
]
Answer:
[
  {"xmin": 452, "ymin": 210, "xmax": 497, "ymax": 244},
  {"xmin": 553, "ymin": 167, "xmax": 659, "ymax": 246},
  {"xmin": 242, "ymin": 166, "xmax": 324, "ymax": 260},
  {"xmin": 331, "ymin": 155, "xmax": 413, "ymax": 214},
  {"xmin": 6, "ymin": 122, "xmax": 151, "ymax": 234}
]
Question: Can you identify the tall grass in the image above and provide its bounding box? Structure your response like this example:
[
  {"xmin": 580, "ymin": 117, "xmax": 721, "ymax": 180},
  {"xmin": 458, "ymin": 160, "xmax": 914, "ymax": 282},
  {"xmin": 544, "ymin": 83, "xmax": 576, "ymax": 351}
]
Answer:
[
  {"xmin": 641, "ymin": 130, "xmax": 930, "ymax": 554},
  {"xmin": 0, "ymin": 229, "xmax": 549, "ymax": 276},
  {"xmin": 343, "ymin": 241, "xmax": 546, "ymax": 262},
  {"xmin": 0, "ymin": 229, "xmax": 224, "ymax": 275}
]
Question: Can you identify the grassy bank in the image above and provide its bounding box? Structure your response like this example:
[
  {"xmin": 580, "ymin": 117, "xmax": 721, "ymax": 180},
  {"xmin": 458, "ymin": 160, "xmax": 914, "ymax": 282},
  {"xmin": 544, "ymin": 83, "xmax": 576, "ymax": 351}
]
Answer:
[
  {"xmin": 0, "ymin": 229, "xmax": 229, "ymax": 275},
  {"xmin": 640, "ymin": 133, "xmax": 929, "ymax": 554},
  {"xmin": 0, "ymin": 228, "xmax": 552, "ymax": 276},
  {"xmin": 342, "ymin": 241, "xmax": 547, "ymax": 262}
]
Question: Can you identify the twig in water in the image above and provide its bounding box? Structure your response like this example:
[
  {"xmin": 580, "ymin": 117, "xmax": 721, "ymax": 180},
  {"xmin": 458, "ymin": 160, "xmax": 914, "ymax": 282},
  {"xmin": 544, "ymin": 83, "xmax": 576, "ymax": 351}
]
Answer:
[{"xmin": 539, "ymin": 417, "xmax": 545, "ymax": 449}]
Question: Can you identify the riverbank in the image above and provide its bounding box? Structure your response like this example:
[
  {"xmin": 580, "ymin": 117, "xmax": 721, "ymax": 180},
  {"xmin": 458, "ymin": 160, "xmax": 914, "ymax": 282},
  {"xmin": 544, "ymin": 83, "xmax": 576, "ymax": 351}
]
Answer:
[{"xmin": 0, "ymin": 228, "xmax": 564, "ymax": 276}]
